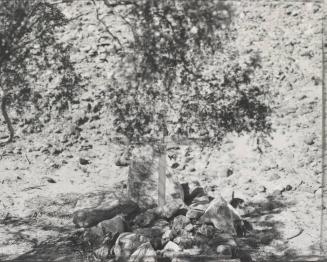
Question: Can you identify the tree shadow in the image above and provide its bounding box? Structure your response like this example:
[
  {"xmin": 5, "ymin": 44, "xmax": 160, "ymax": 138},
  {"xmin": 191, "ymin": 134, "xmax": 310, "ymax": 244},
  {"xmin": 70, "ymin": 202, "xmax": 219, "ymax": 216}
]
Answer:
[
  {"xmin": 0, "ymin": 189, "xmax": 127, "ymax": 262},
  {"xmin": 2, "ymin": 237, "xmax": 85, "ymax": 262},
  {"xmin": 235, "ymin": 194, "xmax": 310, "ymax": 261},
  {"xmin": 0, "ymin": 214, "xmax": 84, "ymax": 262}
]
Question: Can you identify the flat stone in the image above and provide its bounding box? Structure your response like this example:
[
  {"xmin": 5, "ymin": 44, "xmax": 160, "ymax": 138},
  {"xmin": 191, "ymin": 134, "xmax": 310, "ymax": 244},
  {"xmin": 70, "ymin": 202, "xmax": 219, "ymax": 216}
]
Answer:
[
  {"xmin": 73, "ymin": 199, "xmax": 138, "ymax": 228},
  {"xmin": 186, "ymin": 209, "xmax": 204, "ymax": 220}
]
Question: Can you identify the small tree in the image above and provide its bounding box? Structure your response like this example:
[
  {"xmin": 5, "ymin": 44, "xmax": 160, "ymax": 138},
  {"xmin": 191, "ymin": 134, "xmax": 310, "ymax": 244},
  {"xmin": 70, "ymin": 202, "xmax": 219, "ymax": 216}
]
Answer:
[
  {"xmin": 101, "ymin": 0, "xmax": 272, "ymax": 144},
  {"xmin": 0, "ymin": 0, "xmax": 79, "ymax": 144},
  {"xmin": 99, "ymin": 0, "xmax": 272, "ymax": 204}
]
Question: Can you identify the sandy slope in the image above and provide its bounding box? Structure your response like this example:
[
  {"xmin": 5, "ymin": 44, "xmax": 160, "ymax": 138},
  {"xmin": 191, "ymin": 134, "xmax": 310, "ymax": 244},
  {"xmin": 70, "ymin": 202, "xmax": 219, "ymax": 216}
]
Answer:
[{"xmin": 0, "ymin": 1, "xmax": 323, "ymax": 261}]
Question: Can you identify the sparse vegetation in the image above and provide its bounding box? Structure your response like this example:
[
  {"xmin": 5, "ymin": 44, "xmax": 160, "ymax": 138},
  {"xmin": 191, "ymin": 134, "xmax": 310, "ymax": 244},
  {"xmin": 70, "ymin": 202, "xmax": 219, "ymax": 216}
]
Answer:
[{"xmin": 0, "ymin": 0, "xmax": 79, "ymax": 144}]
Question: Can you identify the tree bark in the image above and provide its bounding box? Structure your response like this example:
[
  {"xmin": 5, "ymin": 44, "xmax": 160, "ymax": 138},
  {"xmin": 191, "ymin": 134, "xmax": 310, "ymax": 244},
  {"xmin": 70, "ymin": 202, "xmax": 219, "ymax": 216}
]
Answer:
[{"xmin": 1, "ymin": 95, "xmax": 14, "ymax": 144}]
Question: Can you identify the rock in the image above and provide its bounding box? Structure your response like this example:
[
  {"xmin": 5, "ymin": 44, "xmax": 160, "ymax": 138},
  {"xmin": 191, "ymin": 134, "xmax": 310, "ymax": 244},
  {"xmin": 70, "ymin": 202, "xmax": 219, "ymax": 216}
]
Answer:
[
  {"xmin": 185, "ymin": 224, "xmax": 194, "ymax": 232},
  {"xmin": 271, "ymin": 189, "xmax": 282, "ymax": 197},
  {"xmin": 164, "ymin": 241, "xmax": 182, "ymax": 252},
  {"xmin": 238, "ymin": 250, "xmax": 253, "ymax": 262},
  {"xmin": 134, "ymin": 226, "xmax": 164, "ymax": 239},
  {"xmin": 259, "ymin": 186, "xmax": 266, "ymax": 193},
  {"xmin": 171, "ymin": 163, "xmax": 179, "ymax": 169},
  {"xmin": 115, "ymin": 157, "xmax": 130, "ymax": 167},
  {"xmin": 73, "ymin": 199, "xmax": 139, "ymax": 228},
  {"xmin": 199, "ymin": 194, "xmax": 241, "ymax": 235},
  {"xmin": 196, "ymin": 224, "xmax": 216, "ymax": 238},
  {"xmin": 113, "ymin": 233, "xmax": 149, "ymax": 261},
  {"xmin": 155, "ymin": 199, "xmax": 185, "ymax": 219},
  {"xmin": 304, "ymin": 134, "xmax": 315, "ymax": 145},
  {"xmin": 129, "ymin": 242, "xmax": 157, "ymax": 262},
  {"xmin": 43, "ymin": 177, "xmax": 56, "ymax": 183},
  {"xmin": 216, "ymin": 245, "xmax": 233, "ymax": 257},
  {"xmin": 185, "ymin": 186, "xmax": 206, "ymax": 204},
  {"xmin": 180, "ymin": 247, "xmax": 201, "ymax": 256},
  {"xmin": 285, "ymin": 185, "xmax": 292, "ymax": 191},
  {"xmin": 226, "ymin": 168, "xmax": 233, "ymax": 177},
  {"xmin": 192, "ymin": 195, "xmax": 210, "ymax": 205},
  {"xmin": 176, "ymin": 233, "xmax": 194, "ymax": 249},
  {"xmin": 172, "ymin": 215, "xmax": 190, "ymax": 235},
  {"xmin": 230, "ymin": 196, "xmax": 245, "ymax": 209},
  {"xmin": 162, "ymin": 241, "xmax": 183, "ymax": 259},
  {"xmin": 94, "ymin": 245, "xmax": 110, "ymax": 259},
  {"xmin": 79, "ymin": 158, "xmax": 90, "ymax": 165},
  {"xmin": 188, "ymin": 200, "xmax": 209, "ymax": 212},
  {"xmin": 98, "ymin": 215, "xmax": 127, "ymax": 235},
  {"xmin": 133, "ymin": 210, "xmax": 156, "ymax": 227},
  {"xmin": 151, "ymin": 237, "xmax": 163, "ymax": 250},
  {"xmin": 128, "ymin": 146, "xmax": 184, "ymax": 209},
  {"xmin": 73, "ymin": 192, "xmax": 117, "ymax": 211},
  {"xmin": 82, "ymin": 215, "xmax": 127, "ymax": 248},
  {"xmin": 83, "ymin": 224, "xmax": 105, "ymax": 247},
  {"xmin": 115, "ymin": 149, "xmax": 131, "ymax": 167},
  {"xmin": 162, "ymin": 229, "xmax": 174, "ymax": 246},
  {"xmin": 153, "ymin": 219, "xmax": 169, "ymax": 228},
  {"xmin": 186, "ymin": 209, "xmax": 204, "ymax": 220},
  {"xmin": 172, "ymin": 257, "xmax": 240, "ymax": 262},
  {"xmin": 269, "ymin": 173, "xmax": 281, "ymax": 181}
]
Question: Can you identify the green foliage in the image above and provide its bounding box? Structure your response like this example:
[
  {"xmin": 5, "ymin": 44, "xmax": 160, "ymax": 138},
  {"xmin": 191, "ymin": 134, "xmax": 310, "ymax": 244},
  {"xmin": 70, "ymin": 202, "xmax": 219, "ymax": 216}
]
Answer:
[
  {"xmin": 104, "ymin": 0, "xmax": 272, "ymax": 145},
  {"xmin": 101, "ymin": 0, "xmax": 272, "ymax": 145},
  {"xmin": 0, "ymin": 0, "xmax": 79, "ymax": 125}
]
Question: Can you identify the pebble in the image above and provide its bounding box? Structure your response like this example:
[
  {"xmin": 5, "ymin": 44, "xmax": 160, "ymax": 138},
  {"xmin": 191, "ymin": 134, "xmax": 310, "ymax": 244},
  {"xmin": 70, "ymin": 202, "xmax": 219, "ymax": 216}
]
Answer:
[{"xmin": 79, "ymin": 158, "xmax": 90, "ymax": 165}]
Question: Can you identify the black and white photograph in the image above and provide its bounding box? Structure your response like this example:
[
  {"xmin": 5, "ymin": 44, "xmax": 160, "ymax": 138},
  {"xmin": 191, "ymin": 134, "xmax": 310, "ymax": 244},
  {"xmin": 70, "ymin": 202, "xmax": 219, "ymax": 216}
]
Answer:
[{"xmin": 0, "ymin": 0, "xmax": 325, "ymax": 261}]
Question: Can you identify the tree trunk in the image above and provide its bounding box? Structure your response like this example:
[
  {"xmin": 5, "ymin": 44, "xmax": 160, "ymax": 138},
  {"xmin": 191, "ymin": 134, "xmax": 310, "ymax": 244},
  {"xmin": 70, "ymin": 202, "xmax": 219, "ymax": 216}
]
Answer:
[
  {"xmin": 158, "ymin": 145, "xmax": 166, "ymax": 207},
  {"xmin": 1, "ymin": 95, "xmax": 14, "ymax": 143}
]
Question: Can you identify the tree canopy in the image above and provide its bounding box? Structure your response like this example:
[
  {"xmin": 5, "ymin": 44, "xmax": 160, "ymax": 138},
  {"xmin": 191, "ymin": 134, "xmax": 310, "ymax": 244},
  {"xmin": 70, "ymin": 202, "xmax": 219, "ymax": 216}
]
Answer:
[
  {"xmin": 101, "ymin": 0, "xmax": 272, "ymax": 146},
  {"xmin": 0, "ymin": 0, "xmax": 79, "ymax": 143}
]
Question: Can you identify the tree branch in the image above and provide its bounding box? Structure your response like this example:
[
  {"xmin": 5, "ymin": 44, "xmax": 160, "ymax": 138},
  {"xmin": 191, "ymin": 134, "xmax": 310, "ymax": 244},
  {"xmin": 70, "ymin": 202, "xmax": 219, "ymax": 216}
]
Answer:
[
  {"xmin": 92, "ymin": 0, "xmax": 123, "ymax": 48},
  {"xmin": 103, "ymin": 0, "xmax": 138, "ymax": 8}
]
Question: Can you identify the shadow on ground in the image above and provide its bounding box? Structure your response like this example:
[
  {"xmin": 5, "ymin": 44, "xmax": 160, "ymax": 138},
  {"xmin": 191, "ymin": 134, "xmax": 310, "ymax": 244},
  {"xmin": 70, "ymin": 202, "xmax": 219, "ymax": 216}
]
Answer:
[
  {"xmin": 236, "ymin": 194, "xmax": 325, "ymax": 262},
  {"xmin": 1, "ymin": 193, "xmax": 325, "ymax": 262}
]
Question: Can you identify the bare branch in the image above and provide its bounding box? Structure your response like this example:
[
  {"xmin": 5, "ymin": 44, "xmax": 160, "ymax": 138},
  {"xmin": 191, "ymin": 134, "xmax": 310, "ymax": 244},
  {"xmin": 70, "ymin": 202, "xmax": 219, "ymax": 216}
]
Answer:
[
  {"xmin": 92, "ymin": 0, "xmax": 123, "ymax": 48},
  {"xmin": 103, "ymin": 0, "xmax": 138, "ymax": 8}
]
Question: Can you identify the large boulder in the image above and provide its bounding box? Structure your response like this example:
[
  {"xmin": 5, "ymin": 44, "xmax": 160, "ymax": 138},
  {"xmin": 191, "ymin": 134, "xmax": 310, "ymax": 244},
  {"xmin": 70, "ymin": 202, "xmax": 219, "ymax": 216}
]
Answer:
[
  {"xmin": 128, "ymin": 145, "xmax": 184, "ymax": 209},
  {"xmin": 82, "ymin": 215, "xmax": 127, "ymax": 248},
  {"xmin": 73, "ymin": 199, "xmax": 138, "ymax": 228},
  {"xmin": 199, "ymin": 194, "xmax": 242, "ymax": 235}
]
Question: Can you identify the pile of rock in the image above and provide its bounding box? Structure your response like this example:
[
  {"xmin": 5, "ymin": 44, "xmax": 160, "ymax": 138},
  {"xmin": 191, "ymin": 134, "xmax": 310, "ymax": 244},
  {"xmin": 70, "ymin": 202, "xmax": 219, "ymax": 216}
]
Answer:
[{"xmin": 72, "ymin": 179, "xmax": 251, "ymax": 262}]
